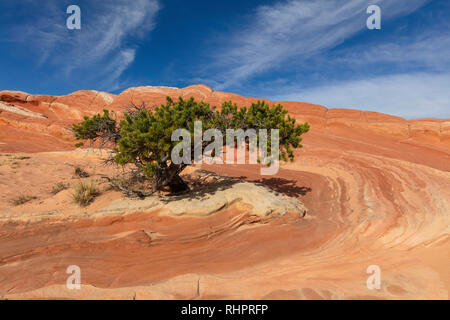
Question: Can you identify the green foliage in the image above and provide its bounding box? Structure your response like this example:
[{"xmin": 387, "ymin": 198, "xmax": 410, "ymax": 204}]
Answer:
[
  {"xmin": 114, "ymin": 97, "xmax": 217, "ymax": 180},
  {"xmin": 72, "ymin": 110, "xmax": 119, "ymax": 145},
  {"xmin": 72, "ymin": 97, "xmax": 309, "ymax": 195},
  {"xmin": 216, "ymin": 100, "xmax": 310, "ymax": 162}
]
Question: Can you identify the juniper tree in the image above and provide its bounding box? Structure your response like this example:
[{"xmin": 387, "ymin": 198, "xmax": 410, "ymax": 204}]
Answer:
[{"xmin": 72, "ymin": 97, "xmax": 309, "ymax": 196}]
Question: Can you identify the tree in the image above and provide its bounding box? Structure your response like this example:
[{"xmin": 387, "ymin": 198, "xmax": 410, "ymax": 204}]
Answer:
[{"xmin": 72, "ymin": 97, "xmax": 309, "ymax": 196}]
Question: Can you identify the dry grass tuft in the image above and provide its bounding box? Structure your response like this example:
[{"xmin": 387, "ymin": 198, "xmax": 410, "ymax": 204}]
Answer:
[
  {"xmin": 51, "ymin": 182, "xmax": 69, "ymax": 195},
  {"xmin": 72, "ymin": 181, "xmax": 99, "ymax": 206},
  {"xmin": 11, "ymin": 195, "xmax": 37, "ymax": 206}
]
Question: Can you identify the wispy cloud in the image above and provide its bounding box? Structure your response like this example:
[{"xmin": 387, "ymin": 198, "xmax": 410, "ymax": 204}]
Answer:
[
  {"xmin": 198, "ymin": 0, "xmax": 450, "ymax": 119},
  {"xmin": 102, "ymin": 48, "xmax": 137, "ymax": 91},
  {"xmin": 261, "ymin": 6, "xmax": 450, "ymax": 119},
  {"xmin": 270, "ymin": 72, "xmax": 450, "ymax": 119},
  {"xmin": 13, "ymin": 0, "xmax": 160, "ymax": 90},
  {"xmin": 333, "ymin": 31, "xmax": 450, "ymax": 71},
  {"xmin": 207, "ymin": 0, "xmax": 428, "ymax": 89}
]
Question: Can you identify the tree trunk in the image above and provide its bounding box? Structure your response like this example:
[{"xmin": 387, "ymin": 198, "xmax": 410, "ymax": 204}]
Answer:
[{"xmin": 167, "ymin": 173, "xmax": 189, "ymax": 194}]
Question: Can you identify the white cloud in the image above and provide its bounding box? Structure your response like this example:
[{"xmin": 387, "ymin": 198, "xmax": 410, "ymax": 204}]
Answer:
[
  {"xmin": 209, "ymin": 0, "xmax": 428, "ymax": 89},
  {"xmin": 201, "ymin": 0, "xmax": 450, "ymax": 118},
  {"xmin": 270, "ymin": 73, "xmax": 450, "ymax": 119},
  {"xmin": 15, "ymin": 0, "xmax": 160, "ymax": 89},
  {"xmin": 68, "ymin": 0, "xmax": 159, "ymax": 68},
  {"xmin": 334, "ymin": 31, "xmax": 450, "ymax": 70},
  {"xmin": 102, "ymin": 49, "xmax": 136, "ymax": 90}
]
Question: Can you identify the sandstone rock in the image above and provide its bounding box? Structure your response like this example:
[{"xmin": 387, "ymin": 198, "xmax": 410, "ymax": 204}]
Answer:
[
  {"xmin": 99, "ymin": 180, "xmax": 306, "ymax": 218},
  {"xmin": 2, "ymin": 85, "xmax": 448, "ymax": 153},
  {"xmin": 0, "ymin": 114, "xmax": 448, "ymax": 299}
]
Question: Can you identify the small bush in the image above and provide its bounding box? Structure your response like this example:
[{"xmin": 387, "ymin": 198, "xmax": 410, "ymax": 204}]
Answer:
[
  {"xmin": 103, "ymin": 175, "xmax": 151, "ymax": 198},
  {"xmin": 72, "ymin": 181, "xmax": 99, "ymax": 206},
  {"xmin": 51, "ymin": 182, "xmax": 69, "ymax": 195},
  {"xmin": 14, "ymin": 156, "xmax": 31, "ymax": 160},
  {"xmin": 108, "ymin": 176, "xmax": 136, "ymax": 191},
  {"xmin": 74, "ymin": 167, "xmax": 89, "ymax": 178},
  {"xmin": 11, "ymin": 195, "xmax": 37, "ymax": 206}
]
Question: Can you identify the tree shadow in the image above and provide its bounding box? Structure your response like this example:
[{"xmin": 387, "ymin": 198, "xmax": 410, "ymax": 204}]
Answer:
[
  {"xmin": 251, "ymin": 177, "xmax": 312, "ymax": 198},
  {"xmin": 159, "ymin": 170, "xmax": 311, "ymax": 203},
  {"xmin": 159, "ymin": 170, "xmax": 246, "ymax": 203}
]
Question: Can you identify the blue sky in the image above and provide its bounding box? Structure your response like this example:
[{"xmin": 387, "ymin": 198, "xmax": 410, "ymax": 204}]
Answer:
[{"xmin": 0, "ymin": 0, "xmax": 448, "ymax": 119}]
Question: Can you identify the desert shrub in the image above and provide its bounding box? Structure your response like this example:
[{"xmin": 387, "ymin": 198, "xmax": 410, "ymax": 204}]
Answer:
[
  {"xmin": 51, "ymin": 182, "xmax": 69, "ymax": 195},
  {"xmin": 11, "ymin": 195, "xmax": 37, "ymax": 206},
  {"xmin": 102, "ymin": 173, "xmax": 151, "ymax": 198},
  {"xmin": 106, "ymin": 176, "xmax": 136, "ymax": 191},
  {"xmin": 73, "ymin": 97, "xmax": 310, "ymax": 196},
  {"xmin": 14, "ymin": 155, "xmax": 31, "ymax": 160},
  {"xmin": 74, "ymin": 167, "xmax": 89, "ymax": 178},
  {"xmin": 71, "ymin": 181, "xmax": 99, "ymax": 206}
]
